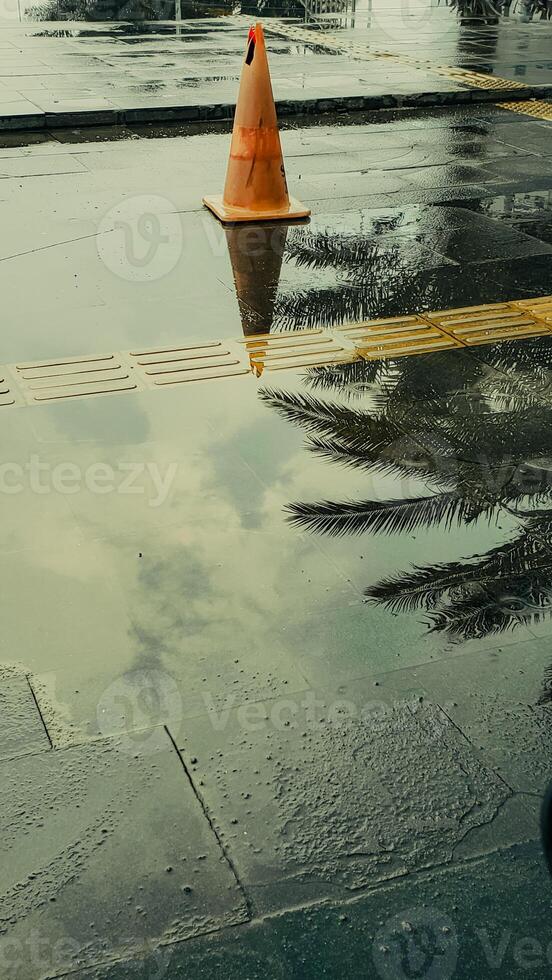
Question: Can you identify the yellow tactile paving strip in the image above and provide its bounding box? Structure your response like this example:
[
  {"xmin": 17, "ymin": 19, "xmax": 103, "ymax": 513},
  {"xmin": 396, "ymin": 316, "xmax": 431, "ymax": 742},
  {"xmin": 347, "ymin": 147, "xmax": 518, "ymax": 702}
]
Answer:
[
  {"xmin": 514, "ymin": 296, "xmax": 552, "ymax": 320},
  {"xmin": 422, "ymin": 303, "xmax": 551, "ymax": 346},
  {"xmin": 338, "ymin": 315, "xmax": 463, "ymax": 358},
  {"xmin": 498, "ymin": 100, "xmax": 552, "ymax": 120},
  {"xmin": 1, "ymin": 298, "xmax": 552, "ymax": 407},
  {"xmin": 431, "ymin": 67, "xmax": 528, "ymax": 91},
  {"xmin": 237, "ymin": 330, "xmax": 354, "ymax": 372}
]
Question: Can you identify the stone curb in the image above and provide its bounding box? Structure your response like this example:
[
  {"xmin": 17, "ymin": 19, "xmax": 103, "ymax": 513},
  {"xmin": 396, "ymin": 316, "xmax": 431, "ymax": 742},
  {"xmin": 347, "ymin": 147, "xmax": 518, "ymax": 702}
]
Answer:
[{"xmin": 0, "ymin": 85, "xmax": 550, "ymax": 132}]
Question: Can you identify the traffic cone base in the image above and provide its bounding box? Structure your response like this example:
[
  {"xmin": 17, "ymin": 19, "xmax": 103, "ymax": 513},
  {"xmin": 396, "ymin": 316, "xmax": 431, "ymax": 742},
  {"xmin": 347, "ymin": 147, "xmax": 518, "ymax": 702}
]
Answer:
[{"xmin": 202, "ymin": 193, "xmax": 310, "ymax": 224}]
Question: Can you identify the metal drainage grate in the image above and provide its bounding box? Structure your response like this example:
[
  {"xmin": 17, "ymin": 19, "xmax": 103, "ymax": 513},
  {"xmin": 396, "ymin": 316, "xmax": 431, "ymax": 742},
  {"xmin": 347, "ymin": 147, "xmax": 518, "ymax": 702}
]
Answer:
[
  {"xmin": 129, "ymin": 342, "xmax": 250, "ymax": 386},
  {"xmin": 237, "ymin": 330, "xmax": 356, "ymax": 372},
  {"xmin": 499, "ymin": 100, "xmax": 552, "ymax": 120},
  {"xmin": 337, "ymin": 315, "xmax": 462, "ymax": 359},
  {"xmin": 14, "ymin": 354, "xmax": 138, "ymax": 403},
  {"xmin": 423, "ymin": 303, "xmax": 549, "ymax": 346}
]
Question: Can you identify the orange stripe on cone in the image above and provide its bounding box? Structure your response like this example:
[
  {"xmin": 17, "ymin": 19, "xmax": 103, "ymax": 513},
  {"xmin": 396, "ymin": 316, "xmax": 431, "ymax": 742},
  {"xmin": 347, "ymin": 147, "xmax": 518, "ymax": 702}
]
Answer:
[{"xmin": 202, "ymin": 22, "xmax": 310, "ymax": 223}]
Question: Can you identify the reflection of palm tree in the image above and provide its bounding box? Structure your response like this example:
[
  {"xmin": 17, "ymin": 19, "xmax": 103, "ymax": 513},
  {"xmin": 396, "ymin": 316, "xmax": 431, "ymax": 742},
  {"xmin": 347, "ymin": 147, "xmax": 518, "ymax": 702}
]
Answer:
[
  {"xmin": 261, "ymin": 338, "xmax": 552, "ymax": 647},
  {"xmin": 29, "ymin": 0, "xmax": 303, "ymax": 19},
  {"xmin": 274, "ymin": 226, "xmax": 423, "ymax": 330},
  {"xmin": 515, "ymin": 0, "xmax": 552, "ymax": 20},
  {"xmin": 448, "ymin": 0, "xmax": 502, "ymax": 23}
]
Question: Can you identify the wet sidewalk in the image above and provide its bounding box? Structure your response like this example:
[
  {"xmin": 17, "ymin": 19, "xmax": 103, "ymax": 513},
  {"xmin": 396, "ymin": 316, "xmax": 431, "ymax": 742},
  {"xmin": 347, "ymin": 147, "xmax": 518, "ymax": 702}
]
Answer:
[
  {"xmin": 1, "ymin": 101, "xmax": 552, "ymax": 977},
  {"xmin": 1, "ymin": 10, "xmax": 552, "ymax": 129}
]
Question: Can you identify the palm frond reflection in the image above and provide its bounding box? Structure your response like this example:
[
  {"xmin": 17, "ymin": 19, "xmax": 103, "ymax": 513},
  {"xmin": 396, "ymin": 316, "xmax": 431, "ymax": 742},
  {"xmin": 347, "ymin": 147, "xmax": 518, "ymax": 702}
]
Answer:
[{"xmin": 261, "ymin": 337, "xmax": 552, "ymax": 649}]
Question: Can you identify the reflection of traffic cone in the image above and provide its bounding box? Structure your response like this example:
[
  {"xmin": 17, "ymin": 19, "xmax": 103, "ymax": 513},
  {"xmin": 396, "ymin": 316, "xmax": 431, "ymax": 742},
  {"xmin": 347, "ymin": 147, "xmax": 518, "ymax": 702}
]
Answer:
[
  {"xmin": 224, "ymin": 223, "xmax": 288, "ymax": 335},
  {"xmin": 203, "ymin": 22, "xmax": 310, "ymax": 224},
  {"xmin": 225, "ymin": 223, "xmax": 288, "ymax": 376}
]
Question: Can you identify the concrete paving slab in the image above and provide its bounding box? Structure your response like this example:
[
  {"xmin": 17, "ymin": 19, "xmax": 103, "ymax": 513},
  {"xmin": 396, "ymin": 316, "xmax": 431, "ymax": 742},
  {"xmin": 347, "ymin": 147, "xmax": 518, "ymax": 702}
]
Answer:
[
  {"xmin": 475, "ymin": 251, "xmax": 552, "ymax": 298},
  {"xmin": 66, "ymin": 841, "xmax": 552, "ymax": 980},
  {"xmin": 0, "ymin": 731, "xmax": 248, "ymax": 978},
  {"xmin": 369, "ymin": 635, "xmax": 552, "ymax": 795},
  {"xmin": 175, "ymin": 696, "xmax": 526, "ymax": 915},
  {"xmin": 448, "ymin": 697, "xmax": 552, "ymax": 795},
  {"xmin": 0, "ymin": 152, "xmax": 88, "ymax": 176}
]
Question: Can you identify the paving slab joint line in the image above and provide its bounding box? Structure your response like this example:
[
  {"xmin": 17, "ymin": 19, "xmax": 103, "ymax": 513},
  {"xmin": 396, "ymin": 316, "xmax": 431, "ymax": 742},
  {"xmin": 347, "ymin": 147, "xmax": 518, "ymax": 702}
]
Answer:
[
  {"xmin": 26, "ymin": 674, "xmax": 53, "ymax": 749},
  {"xmin": 435, "ymin": 701, "xmax": 518, "ymax": 797},
  {"xmin": 163, "ymin": 725, "xmax": 254, "ymax": 920}
]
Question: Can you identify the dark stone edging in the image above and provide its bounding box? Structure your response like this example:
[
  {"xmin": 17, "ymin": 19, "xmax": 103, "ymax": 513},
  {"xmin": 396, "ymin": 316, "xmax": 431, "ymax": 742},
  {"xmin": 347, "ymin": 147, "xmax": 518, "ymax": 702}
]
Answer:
[{"xmin": 0, "ymin": 85, "xmax": 551, "ymax": 132}]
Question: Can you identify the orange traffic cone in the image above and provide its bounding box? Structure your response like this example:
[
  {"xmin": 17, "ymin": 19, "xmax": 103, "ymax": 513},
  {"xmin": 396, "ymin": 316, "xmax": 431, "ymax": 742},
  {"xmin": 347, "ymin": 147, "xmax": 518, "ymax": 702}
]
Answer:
[{"xmin": 203, "ymin": 22, "xmax": 310, "ymax": 224}]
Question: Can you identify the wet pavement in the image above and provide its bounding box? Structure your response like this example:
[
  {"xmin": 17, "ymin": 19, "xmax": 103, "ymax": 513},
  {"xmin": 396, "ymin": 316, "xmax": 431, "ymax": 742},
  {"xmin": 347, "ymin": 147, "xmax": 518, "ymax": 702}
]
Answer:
[
  {"xmin": 0, "ymin": 7, "xmax": 552, "ymax": 128},
  {"xmin": 2, "ymin": 100, "xmax": 552, "ymax": 977}
]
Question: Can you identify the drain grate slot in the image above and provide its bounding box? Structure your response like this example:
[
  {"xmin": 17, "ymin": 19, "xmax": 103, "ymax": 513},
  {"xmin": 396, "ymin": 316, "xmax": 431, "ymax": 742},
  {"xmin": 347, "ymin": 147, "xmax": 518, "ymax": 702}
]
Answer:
[
  {"xmin": 130, "ymin": 342, "xmax": 248, "ymax": 384},
  {"xmin": 145, "ymin": 358, "xmax": 242, "ymax": 377},
  {"xmin": 152, "ymin": 366, "xmax": 250, "ymax": 385},
  {"xmin": 0, "ymin": 378, "xmax": 16, "ymax": 407},
  {"xmin": 14, "ymin": 354, "xmax": 138, "ymax": 403},
  {"xmin": 32, "ymin": 380, "xmax": 138, "ymax": 402}
]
